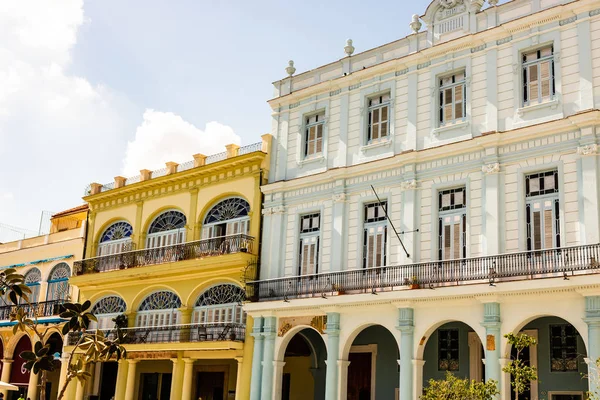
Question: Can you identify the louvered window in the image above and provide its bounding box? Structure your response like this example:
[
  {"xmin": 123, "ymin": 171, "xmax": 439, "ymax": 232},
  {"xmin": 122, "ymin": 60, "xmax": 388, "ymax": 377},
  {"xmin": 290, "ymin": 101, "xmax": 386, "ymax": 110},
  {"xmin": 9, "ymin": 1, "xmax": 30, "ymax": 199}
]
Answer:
[
  {"xmin": 367, "ymin": 93, "xmax": 390, "ymax": 143},
  {"xmin": 363, "ymin": 202, "xmax": 387, "ymax": 268},
  {"xmin": 439, "ymin": 71, "xmax": 466, "ymax": 126},
  {"xmin": 298, "ymin": 213, "xmax": 320, "ymax": 275},
  {"xmin": 525, "ymin": 170, "xmax": 560, "ymax": 251},
  {"xmin": 522, "ymin": 46, "xmax": 555, "ymax": 106},
  {"xmin": 438, "ymin": 188, "xmax": 466, "ymax": 260},
  {"xmin": 304, "ymin": 113, "xmax": 324, "ymax": 158}
]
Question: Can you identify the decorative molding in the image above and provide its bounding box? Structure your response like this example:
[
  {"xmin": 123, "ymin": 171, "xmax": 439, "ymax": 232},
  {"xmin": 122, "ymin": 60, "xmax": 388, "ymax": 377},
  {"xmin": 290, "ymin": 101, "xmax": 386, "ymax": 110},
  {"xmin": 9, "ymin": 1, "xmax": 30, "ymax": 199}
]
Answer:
[
  {"xmin": 481, "ymin": 162, "xmax": 500, "ymax": 175},
  {"xmin": 417, "ymin": 61, "xmax": 431, "ymax": 70},
  {"xmin": 470, "ymin": 44, "xmax": 486, "ymax": 53},
  {"xmin": 329, "ymin": 89, "xmax": 342, "ymax": 97},
  {"xmin": 591, "ymin": 9, "xmax": 600, "ymax": 17},
  {"xmin": 262, "ymin": 205, "xmax": 285, "ymax": 216},
  {"xmin": 577, "ymin": 144, "xmax": 598, "ymax": 156},
  {"xmin": 289, "ymin": 102, "xmax": 300, "ymax": 109},
  {"xmin": 401, "ymin": 179, "xmax": 418, "ymax": 190},
  {"xmin": 559, "ymin": 16, "xmax": 577, "ymax": 26},
  {"xmin": 395, "ymin": 68, "xmax": 409, "ymax": 76},
  {"xmin": 496, "ymin": 36, "xmax": 512, "ymax": 45},
  {"xmin": 439, "ymin": 0, "xmax": 463, "ymax": 8},
  {"xmin": 349, "ymin": 82, "xmax": 361, "ymax": 90},
  {"xmin": 332, "ymin": 193, "xmax": 347, "ymax": 203},
  {"xmin": 278, "ymin": 315, "xmax": 327, "ymax": 336}
]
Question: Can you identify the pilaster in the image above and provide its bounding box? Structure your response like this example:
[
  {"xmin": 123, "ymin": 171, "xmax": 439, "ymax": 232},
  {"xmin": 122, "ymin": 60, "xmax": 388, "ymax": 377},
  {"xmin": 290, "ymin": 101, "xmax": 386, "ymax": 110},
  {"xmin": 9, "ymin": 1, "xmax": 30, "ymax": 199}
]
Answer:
[
  {"xmin": 577, "ymin": 139, "xmax": 600, "ymax": 244},
  {"xmin": 397, "ymin": 308, "xmax": 414, "ymax": 400},
  {"xmin": 188, "ymin": 188, "xmax": 199, "ymax": 241},
  {"xmin": 400, "ymin": 168, "xmax": 418, "ymax": 264},
  {"xmin": 330, "ymin": 190, "xmax": 347, "ymax": 272},
  {"xmin": 249, "ymin": 317, "xmax": 265, "ymax": 400},
  {"xmin": 585, "ymin": 296, "xmax": 600, "ymax": 396},
  {"xmin": 482, "ymin": 155, "xmax": 502, "ymax": 255},
  {"xmin": 0, "ymin": 359, "xmax": 12, "ymax": 398},
  {"xmin": 481, "ymin": 302, "xmax": 501, "ymax": 390},
  {"xmin": 260, "ymin": 316, "xmax": 277, "ymax": 400},
  {"xmin": 324, "ymin": 312, "xmax": 341, "ymax": 400},
  {"xmin": 134, "ymin": 201, "xmax": 144, "ymax": 249}
]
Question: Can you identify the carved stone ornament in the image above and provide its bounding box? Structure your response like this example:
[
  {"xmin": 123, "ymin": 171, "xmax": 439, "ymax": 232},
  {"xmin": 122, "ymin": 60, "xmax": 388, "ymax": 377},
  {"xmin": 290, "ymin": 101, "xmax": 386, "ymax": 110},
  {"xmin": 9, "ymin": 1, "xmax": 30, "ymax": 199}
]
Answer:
[
  {"xmin": 278, "ymin": 315, "xmax": 328, "ymax": 337},
  {"xmin": 481, "ymin": 162, "xmax": 500, "ymax": 175},
  {"xmin": 439, "ymin": 0, "xmax": 462, "ymax": 8},
  {"xmin": 409, "ymin": 14, "xmax": 422, "ymax": 33},
  {"xmin": 401, "ymin": 179, "xmax": 418, "ymax": 190},
  {"xmin": 332, "ymin": 193, "xmax": 347, "ymax": 203},
  {"xmin": 262, "ymin": 205, "xmax": 285, "ymax": 216},
  {"xmin": 577, "ymin": 144, "xmax": 598, "ymax": 156}
]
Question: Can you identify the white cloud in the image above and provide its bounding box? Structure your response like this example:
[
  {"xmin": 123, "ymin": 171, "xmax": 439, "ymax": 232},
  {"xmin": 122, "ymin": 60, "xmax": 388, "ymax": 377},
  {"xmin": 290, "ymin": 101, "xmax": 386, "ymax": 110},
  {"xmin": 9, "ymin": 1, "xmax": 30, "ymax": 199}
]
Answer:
[{"xmin": 122, "ymin": 110, "xmax": 241, "ymax": 176}]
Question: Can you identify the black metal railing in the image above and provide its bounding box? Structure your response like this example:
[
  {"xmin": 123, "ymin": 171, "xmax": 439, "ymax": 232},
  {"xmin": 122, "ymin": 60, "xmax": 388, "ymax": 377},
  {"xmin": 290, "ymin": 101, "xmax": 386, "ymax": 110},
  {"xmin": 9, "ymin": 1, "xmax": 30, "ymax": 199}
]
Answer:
[
  {"xmin": 248, "ymin": 243, "xmax": 600, "ymax": 301},
  {"xmin": 74, "ymin": 234, "xmax": 254, "ymax": 275},
  {"xmin": 66, "ymin": 323, "xmax": 245, "ymax": 346},
  {"xmin": 0, "ymin": 300, "xmax": 66, "ymax": 320}
]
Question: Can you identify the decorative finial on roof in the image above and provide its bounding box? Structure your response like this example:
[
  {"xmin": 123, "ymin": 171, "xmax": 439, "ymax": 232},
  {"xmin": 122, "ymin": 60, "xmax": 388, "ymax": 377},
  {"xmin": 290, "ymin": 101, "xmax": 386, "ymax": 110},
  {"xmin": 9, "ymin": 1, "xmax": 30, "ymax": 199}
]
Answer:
[
  {"xmin": 285, "ymin": 60, "xmax": 296, "ymax": 77},
  {"xmin": 344, "ymin": 39, "xmax": 355, "ymax": 57},
  {"xmin": 410, "ymin": 14, "xmax": 422, "ymax": 33},
  {"xmin": 488, "ymin": 0, "xmax": 498, "ymax": 5}
]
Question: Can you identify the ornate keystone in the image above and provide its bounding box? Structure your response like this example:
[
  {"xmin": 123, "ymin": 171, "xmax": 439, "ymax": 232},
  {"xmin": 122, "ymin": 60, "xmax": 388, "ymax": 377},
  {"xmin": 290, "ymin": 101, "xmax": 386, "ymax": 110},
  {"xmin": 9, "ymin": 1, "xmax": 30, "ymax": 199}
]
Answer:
[
  {"xmin": 332, "ymin": 193, "xmax": 347, "ymax": 203},
  {"xmin": 344, "ymin": 39, "xmax": 355, "ymax": 57},
  {"xmin": 481, "ymin": 162, "xmax": 500, "ymax": 175},
  {"xmin": 577, "ymin": 144, "xmax": 598, "ymax": 156},
  {"xmin": 401, "ymin": 180, "xmax": 418, "ymax": 190}
]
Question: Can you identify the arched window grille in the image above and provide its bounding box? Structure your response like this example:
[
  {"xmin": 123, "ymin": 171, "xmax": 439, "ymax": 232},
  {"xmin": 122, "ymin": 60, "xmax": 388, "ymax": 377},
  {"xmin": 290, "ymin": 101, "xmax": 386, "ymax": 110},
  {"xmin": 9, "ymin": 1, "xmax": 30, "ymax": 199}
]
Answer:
[
  {"xmin": 97, "ymin": 221, "xmax": 134, "ymax": 257},
  {"xmin": 23, "ymin": 268, "xmax": 41, "ymax": 304},
  {"xmin": 192, "ymin": 284, "xmax": 246, "ymax": 325},
  {"xmin": 46, "ymin": 263, "xmax": 70, "ymax": 302},
  {"xmin": 202, "ymin": 198, "xmax": 250, "ymax": 240},
  {"xmin": 146, "ymin": 210, "xmax": 187, "ymax": 248},
  {"xmin": 91, "ymin": 296, "xmax": 127, "ymax": 330},
  {"xmin": 136, "ymin": 291, "xmax": 181, "ymax": 328}
]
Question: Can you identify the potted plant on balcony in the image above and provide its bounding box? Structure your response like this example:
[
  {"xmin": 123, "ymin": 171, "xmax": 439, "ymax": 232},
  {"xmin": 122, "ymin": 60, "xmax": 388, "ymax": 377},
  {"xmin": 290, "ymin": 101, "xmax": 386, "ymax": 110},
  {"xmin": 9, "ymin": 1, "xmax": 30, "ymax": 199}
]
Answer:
[
  {"xmin": 332, "ymin": 284, "xmax": 346, "ymax": 295},
  {"xmin": 404, "ymin": 276, "xmax": 420, "ymax": 289}
]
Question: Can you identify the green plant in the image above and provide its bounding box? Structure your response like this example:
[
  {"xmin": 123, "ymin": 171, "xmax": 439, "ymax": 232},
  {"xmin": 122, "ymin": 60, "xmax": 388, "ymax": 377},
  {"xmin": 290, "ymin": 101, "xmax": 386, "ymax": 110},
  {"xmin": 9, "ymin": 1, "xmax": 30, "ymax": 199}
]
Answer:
[
  {"xmin": 421, "ymin": 371, "xmax": 499, "ymax": 399},
  {"xmin": 0, "ymin": 268, "xmax": 127, "ymax": 399},
  {"xmin": 502, "ymin": 332, "xmax": 538, "ymax": 400}
]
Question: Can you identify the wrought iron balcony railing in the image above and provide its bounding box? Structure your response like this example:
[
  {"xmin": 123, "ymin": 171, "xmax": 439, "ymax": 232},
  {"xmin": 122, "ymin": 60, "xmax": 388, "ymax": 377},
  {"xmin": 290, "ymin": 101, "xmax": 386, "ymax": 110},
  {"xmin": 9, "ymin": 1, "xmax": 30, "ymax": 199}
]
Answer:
[
  {"xmin": 66, "ymin": 322, "xmax": 245, "ymax": 346},
  {"xmin": 0, "ymin": 300, "xmax": 66, "ymax": 321},
  {"xmin": 247, "ymin": 243, "xmax": 600, "ymax": 302},
  {"xmin": 74, "ymin": 234, "xmax": 254, "ymax": 275}
]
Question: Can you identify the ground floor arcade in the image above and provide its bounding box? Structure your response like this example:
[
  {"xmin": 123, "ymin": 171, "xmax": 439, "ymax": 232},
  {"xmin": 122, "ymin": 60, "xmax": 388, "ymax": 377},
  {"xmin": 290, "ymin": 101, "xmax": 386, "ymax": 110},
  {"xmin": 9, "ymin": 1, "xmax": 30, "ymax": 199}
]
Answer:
[{"xmin": 245, "ymin": 279, "xmax": 600, "ymax": 400}]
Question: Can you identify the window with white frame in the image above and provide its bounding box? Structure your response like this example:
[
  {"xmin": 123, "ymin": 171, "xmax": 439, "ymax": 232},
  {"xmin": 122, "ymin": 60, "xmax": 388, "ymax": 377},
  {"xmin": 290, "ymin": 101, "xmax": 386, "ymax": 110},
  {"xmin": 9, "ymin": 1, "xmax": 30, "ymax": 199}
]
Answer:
[
  {"xmin": 367, "ymin": 93, "xmax": 390, "ymax": 143},
  {"xmin": 304, "ymin": 112, "xmax": 324, "ymax": 159},
  {"xmin": 363, "ymin": 202, "xmax": 387, "ymax": 268},
  {"xmin": 192, "ymin": 284, "xmax": 246, "ymax": 325},
  {"xmin": 525, "ymin": 170, "xmax": 560, "ymax": 251},
  {"xmin": 439, "ymin": 71, "xmax": 466, "ymax": 126},
  {"xmin": 438, "ymin": 187, "xmax": 467, "ymax": 260},
  {"xmin": 298, "ymin": 213, "xmax": 320, "ymax": 275},
  {"xmin": 90, "ymin": 296, "xmax": 127, "ymax": 330},
  {"xmin": 522, "ymin": 46, "xmax": 555, "ymax": 106}
]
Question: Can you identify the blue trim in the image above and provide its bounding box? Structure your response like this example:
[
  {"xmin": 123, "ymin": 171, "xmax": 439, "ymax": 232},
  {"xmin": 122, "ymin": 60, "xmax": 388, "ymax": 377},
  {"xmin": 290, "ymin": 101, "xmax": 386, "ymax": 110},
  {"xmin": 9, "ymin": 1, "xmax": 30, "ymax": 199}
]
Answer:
[
  {"xmin": 0, "ymin": 255, "xmax": 73, "ymax": 270},
  {"xmin": 0, "ymin": 317, "xmax": 65, "ymax": 327}
]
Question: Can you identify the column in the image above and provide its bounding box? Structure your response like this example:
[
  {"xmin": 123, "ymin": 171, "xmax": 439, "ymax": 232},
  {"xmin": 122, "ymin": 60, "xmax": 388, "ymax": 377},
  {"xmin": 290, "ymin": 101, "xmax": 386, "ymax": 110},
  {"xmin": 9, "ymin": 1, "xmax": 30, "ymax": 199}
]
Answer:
[
  {"xmin": 481, "ymin": 302, "xmax": 501, "ymax": 389},
  {"xmin": 234, "ymin": 358, "xmax": 243, "ymax": 399},
  {"xmin": 397, "ymin": 308, "xmax": 414, "ymax": 400},
  {"xmin": 324, "ymin": 312, "xmax": 340, "ymax": 400},
  {"xmin": 124, "ymin": 360, "xmax": 138, "ymax": 400},
  {"xmin": 249, "ymin": 317, "xmax": 264, "ymax": 400},
  {"xmin": 57, "ymin": 354, "xmax": 69, "ymax": 394},
  {"xmin": 115, "ymin": 359, "xmax": 129, "ymax": 400},
  {"xmin": 26, "ymin": 367, "xmax": 40, "ymax": 400},
  {"xmin": 272, "ymin": 361, "xmax": 286, "ymax": 400},
  {"xmin": 260, "ymin": 316, "xmax": 277, "ymax": 400},
  {"xmin": 483, "ymin": 158, "xmax": 501, "ymax": 255},
  {"xmin": 337, "ymin": 360, "xmax": 350, "ymax": 400},
  {"xmin": 0, "ymin": 359, "xmax": 12, "ymax": 398},
  {"xmin": 170, "ymin": 358, "xmax": 184, "ymax": 399},
  {"xmin": 578, "ymin": 140, "xmax": 600, "ymax": 244},
  {"xmin": 412, "ymin": 359, "xmax": 426, "ymax": 399},
  {"xmin": 75, "ymin": 378, "xmax": 85, "ymax": 400},
  {"xmin": 585, "ymin": 296, "xmax": 600, "ymax": 396},
  {"xmin": 499, "ymin": 358, "xmax": 511, "ymax": 400},
  {"xmin": 181, "ymin": 359, "xmax": 195, "ymax": 400}
]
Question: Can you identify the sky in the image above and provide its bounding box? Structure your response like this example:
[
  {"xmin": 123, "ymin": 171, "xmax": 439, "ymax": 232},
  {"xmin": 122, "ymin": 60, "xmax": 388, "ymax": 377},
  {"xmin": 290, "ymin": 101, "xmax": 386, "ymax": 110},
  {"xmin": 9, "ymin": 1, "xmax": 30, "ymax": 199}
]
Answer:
[{"xmin": 0, "ymin": 0, "xmax": 507, "ymax": 241}]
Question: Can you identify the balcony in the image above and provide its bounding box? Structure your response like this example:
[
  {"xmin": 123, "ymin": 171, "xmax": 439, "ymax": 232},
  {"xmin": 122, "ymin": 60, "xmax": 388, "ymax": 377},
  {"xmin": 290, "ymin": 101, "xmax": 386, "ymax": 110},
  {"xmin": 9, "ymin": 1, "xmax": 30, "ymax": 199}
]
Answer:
[
  {"xmin": 248, "ymin": 243, "xmax": 600, "ymax": 301},
  {"xmin": 66, "ymin": 322, "xmax": 245, "ymax": 346},
  {"xmin": 74, "ymin": 234, "xmax": 254, "ymax": 275},
  {"xmin": 0, "ymin": 300, "xmax": 65, "ymax": 320}
]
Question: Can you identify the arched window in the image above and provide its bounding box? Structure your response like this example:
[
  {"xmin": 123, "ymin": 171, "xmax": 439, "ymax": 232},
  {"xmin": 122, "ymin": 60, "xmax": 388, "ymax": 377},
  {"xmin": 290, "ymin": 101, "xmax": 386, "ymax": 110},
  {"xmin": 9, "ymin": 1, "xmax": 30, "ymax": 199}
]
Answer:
[
  {"xmin": 97, "ymin": 221, "xmax": 133, "ymax": 256},
  {"xmin": 23, "ymin": 268, "xmax": 41, "ymax": 304},
  {"xmin": 91, "ymin": 296, "xmax": 127, "ymax": 330},
  {"xmin": 193, "ymin": 284, "xmax": 246, "ymax": 325},
  {"xmin": 202, "ymin": 198, "xmax": 250, "ymax": 239},
  {"xmin": 46, "ymin": 263, "xmax": 70, "ymax": 302},
  {"xmin": 146, "ymin": 210, "xmax": 187, "ymax": 248},
  {"xmin": 136, "ymin": 291, "xmax": 181, "ymax": 328}
]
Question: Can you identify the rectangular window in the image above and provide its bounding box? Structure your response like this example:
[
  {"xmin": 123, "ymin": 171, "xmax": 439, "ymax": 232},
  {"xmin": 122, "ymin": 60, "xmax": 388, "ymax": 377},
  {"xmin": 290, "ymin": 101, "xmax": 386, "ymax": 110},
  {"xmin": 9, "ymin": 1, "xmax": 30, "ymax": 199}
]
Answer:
[
  {"xmin": 304, "ymin": 112, "xmax": 324, "ymax": 158},
  {"xmin": 438, "ymin": 187, "xmax": 467, "ymax": 260},
  {"xmin": 439, "ymin": 71, "xmax": 466, "ymax": 125},
  {"xmin": 363, "ymin": 202, "xmax": 388, "ymax": 268},
  {"xmin": 298, "ymin": 213, "xmax": 320, "ymax": 275},
  {"xmin": 550, "ymin": 324, "xmax": 578, "ymax": 372},
  {"xmin": 367, "ymin": 93, "xmax": 390, "ymax": 143},
  {"xmin": 522, "ymin": 46, "xmax": 555, "ymax": 106},
  {"xmin": 525, "ymin": 170, "xmax": 560, "ymax": 251},
  {"xmin": 438, "ymin": 329, "xmax": 459, "ymax": 371}
]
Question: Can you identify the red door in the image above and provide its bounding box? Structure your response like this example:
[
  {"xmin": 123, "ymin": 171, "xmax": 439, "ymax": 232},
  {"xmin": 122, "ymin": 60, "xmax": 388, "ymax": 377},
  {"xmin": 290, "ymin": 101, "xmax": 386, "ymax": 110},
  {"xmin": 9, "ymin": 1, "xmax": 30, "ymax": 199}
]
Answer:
[{"xmin": 347, "ymin": 352, "xmax": 372, "ymax": 400}]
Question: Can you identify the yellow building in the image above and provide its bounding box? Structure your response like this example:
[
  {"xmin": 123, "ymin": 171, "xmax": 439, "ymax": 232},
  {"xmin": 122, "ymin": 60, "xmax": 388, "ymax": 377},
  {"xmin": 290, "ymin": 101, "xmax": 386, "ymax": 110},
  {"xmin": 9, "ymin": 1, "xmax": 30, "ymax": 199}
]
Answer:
[
  {"xmin": 0, "ymin": 205, "xmax": 88, "ymax": 400},
  {"xmin": 67, "ymin": 137, "xmax": 271, "ymax": 400}
]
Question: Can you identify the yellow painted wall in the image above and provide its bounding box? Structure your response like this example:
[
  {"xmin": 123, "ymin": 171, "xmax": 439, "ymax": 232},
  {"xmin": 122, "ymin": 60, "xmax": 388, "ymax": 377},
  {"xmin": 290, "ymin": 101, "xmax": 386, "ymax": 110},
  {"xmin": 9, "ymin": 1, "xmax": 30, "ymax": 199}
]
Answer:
[{"xmin": 283, "ymin": 356, "xmax": 315, "ymax": 400}]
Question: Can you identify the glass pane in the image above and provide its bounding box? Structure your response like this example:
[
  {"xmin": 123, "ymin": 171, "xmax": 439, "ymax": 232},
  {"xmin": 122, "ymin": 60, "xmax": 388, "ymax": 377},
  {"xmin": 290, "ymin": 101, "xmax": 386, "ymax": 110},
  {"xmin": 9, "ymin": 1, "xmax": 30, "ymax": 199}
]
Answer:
[
  {"xmin": 372, "ymin": 108, "xmax": 379, "ymax": 124},
  {"xmin": 444, "ymin": 88, "xmax": 453, "ymax": 104},
  {"xmin": 380, "ymin": 122, "xmax": 388, "ymax": 137},
  {"xmin": 455, "ymin": 102, "xmax": 463, "ymax": 119}
]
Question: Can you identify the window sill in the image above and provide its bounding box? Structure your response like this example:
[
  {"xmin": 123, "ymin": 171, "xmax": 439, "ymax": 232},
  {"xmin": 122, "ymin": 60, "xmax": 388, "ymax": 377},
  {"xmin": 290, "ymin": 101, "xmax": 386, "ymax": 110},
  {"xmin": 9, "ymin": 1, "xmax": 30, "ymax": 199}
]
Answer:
[
  {"xmin": 360, "ymin": 138, "xmax": 392, "ymax": 152},
  {"xmin": 517, "ymin": 98, "xmax": 559, "ymax": 116},
  {"xmin": 432, "ymin": 120, "xmax": 469, "ymax": 137},
  {"xmin": 298, "ymin": 155, "xmax": 325, "ymax": 167}
]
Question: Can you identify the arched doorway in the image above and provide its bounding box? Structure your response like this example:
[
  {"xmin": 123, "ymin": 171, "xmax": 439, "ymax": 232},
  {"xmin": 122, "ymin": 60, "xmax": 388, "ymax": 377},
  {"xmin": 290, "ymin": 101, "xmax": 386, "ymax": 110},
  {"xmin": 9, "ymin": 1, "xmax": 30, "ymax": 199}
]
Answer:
[
  {"xmin": 345, "ymin": 325, "xmax": 399, "ymax": 400},
  {"xmin": 422, "ymin": 322, "xmax": 484, "ymax": 389},
  {"xmin": 45, "ymin": 333, "xmax": 63, "ymax": 400},
  {"xmin": 509, "ymin": 316, "xmax": 588, "ymax": 400},
  {"xmin": 281, "ymin": 328, "xmax": 327, "ymax": 400},
  {"xmin": 10, "ymin": 336, "xmax": 31, "ymax": 398}
]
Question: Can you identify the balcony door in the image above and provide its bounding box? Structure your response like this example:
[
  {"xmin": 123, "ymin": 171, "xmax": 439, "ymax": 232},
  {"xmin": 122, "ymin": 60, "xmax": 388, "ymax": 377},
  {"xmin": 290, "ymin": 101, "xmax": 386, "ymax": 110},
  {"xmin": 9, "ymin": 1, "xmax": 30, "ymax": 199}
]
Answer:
[
  {"xmin": 202, "ymin": 197, "xmax": 250, "ymax": 253},
  {"xmin": 136, "ymin": 291, "xmax": 182, "ymax": 341},
  {"xmin": 146, "ymin": 210, "xmax": 187, "ymax": 249}
]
